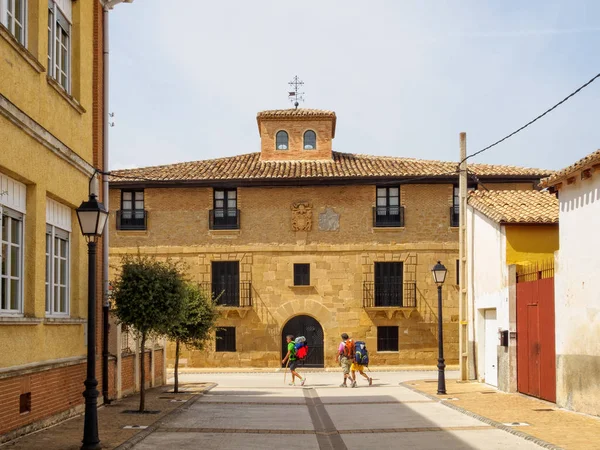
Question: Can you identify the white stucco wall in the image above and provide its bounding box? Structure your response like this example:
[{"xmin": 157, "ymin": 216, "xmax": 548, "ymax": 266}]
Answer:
[
  {"xmin": 467, "ymin": 207, "xmax": 510, "ymax": 385},
  {"xmin": 554, "ymin": 175, "xmax": 600, "ymax": 415}
]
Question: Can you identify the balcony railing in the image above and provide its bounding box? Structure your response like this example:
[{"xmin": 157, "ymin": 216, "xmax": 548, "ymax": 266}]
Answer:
[
  {"xmin": 200, "ymin": 281, "xmax": 252, "ymax": 307},
  {"xmin": 363, "ymin": 281, "xmax": 416, "ymax": 308},
  {"xmin": 209, "ymin": 208, "xmax": 240, "ymax": 230},
  {"xmin": 450, "ymin": 206, "xmax": 459, "ymax": 227},
  {"xmin": 117, "ymin": 210, "xmax": 147, "ymax": 230},
  {"xmin": 373, "ymin": 206, "xmax": 405, "ymax": 228}
]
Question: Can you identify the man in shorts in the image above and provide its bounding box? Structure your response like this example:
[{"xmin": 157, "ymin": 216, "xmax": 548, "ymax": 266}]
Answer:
[
  {"xmin": 282, "ymin": 334, "xmax": 306, "ymax": 386},
  {"xmin": 351, "ymin": 361, "xmax": 373, "ymax": 387},
  {"xmin": 336, "ymin": 333, "xmax": 354, "ymax": 387}
]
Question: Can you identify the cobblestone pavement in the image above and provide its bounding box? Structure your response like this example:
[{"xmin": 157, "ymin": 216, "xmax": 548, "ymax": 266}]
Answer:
[
  {"xmin": 405, "ymin": 379, "xmax": 600, "ymax": 450},
  {"xmin": 129, "ymin": 371, "xmax": 545, "ymax": 450}
]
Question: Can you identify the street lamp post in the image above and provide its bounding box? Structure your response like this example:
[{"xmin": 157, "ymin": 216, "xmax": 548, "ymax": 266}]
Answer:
[
  {"xmin": 432, "ymin": 261, "xmax": 448, "ymax": 395},
  {"xmin": 77, "ymin": 189, "xmax": 109, "ymax": 450}
]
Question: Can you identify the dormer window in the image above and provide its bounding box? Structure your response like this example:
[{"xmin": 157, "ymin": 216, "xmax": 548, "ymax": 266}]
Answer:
[
  {"xmin": 303, "ymin": 130, "xmax": 316, "ymax": 150},
  {"xmin": 276, "ymin": 131, "xmax": 288, "ymax": 150}
]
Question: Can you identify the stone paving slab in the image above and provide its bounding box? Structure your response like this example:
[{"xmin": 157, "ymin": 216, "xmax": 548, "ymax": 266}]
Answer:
[
  {"xmin": 316, "ymin": 386, "xmax": 430, "ymax": 403},
  {"xmin": 342, "ymin": 429, "xmax": 544, "ymax": 450},
  {"xmin": 160, "ymin": 402, "xmax": 314, "ymax": 431},
  {"xmin": 325, "ymin": 401, "xmax": 489, "ymax": 430},
  {"xmin": 132, "ymin": 432, "xmax": 320, "ymax": 450},
  {"xmin": 405, "ymin": 379, "xmax": 600, "ymax": 450}
]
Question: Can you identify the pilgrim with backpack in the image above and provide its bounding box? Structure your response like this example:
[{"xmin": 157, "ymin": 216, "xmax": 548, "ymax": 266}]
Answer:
[{"xmin": 351, "ymin": 340, "xmax": 373, "ymax": 387}]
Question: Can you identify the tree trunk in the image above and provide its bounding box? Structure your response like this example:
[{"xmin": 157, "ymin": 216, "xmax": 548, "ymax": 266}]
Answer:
[
  {"xmin": 139, "ymin": 333, "xmax": 146, "ymax": 412},
  {"xmin": 174, "ymin": 339, "xmax": 180, "ymax": 394}
]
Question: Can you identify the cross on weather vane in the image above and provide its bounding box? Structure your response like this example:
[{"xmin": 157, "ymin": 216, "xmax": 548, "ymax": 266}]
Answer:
[{"xmin": 288, "ymin": 75, "xmax": 305, "ymax": 109}]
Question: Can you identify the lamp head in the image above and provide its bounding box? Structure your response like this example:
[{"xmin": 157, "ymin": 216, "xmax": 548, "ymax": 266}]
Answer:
[{"xmin": 432, "ymin": 261, "xmax": 448, "ymax": 286}]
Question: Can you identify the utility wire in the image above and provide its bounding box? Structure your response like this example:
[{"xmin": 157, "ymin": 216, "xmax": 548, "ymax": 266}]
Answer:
[{"xmin": 460, "ymin": 72, "xmax": 600, "ymax": 167}]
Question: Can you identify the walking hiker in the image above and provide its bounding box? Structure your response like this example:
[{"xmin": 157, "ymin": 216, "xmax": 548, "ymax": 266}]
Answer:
[
  {"xmin": 282, "ymin": 334, "xmax": 306, "ymax": 386},
  {"xmin": 351, "ymin": 341, "xmax": 372, "ymax": 387},
  {"xmin": 336, "ymin": 333, "xmax": 355, "ymax": 387}
]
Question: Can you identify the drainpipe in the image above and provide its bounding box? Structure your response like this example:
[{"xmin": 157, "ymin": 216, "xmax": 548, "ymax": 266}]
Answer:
[{"xmin": 102, "ymin": 2, "xmax": 111, "ymax": 405}]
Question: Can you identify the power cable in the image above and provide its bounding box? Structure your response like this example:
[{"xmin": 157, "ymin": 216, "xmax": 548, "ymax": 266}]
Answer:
[{"xmin": 459, "ymin": 72, "xmax": 600, "ymax": 167}]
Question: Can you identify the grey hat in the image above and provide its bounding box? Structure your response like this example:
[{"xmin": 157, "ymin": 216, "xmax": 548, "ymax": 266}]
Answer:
[{"xmin": 341, "ymin": 333, "xmax": 349, "ymax": 339}]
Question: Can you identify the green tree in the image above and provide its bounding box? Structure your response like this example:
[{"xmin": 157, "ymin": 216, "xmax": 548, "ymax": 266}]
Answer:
[
  {"xmin": 167, "ymin": 283, "xmax": 220, "ymax": 393},
  {"xmin": 111, "ymin": 254, "xmax": 186, "ymax": 412}
]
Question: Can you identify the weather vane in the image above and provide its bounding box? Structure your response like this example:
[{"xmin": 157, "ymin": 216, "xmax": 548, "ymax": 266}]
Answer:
[{"xmin": 288, "ymin": 75, "xmax": 305, "ymax": 109}]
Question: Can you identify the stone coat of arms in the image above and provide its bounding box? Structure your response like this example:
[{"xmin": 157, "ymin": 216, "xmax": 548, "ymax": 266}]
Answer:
[{"xmin": 291, "ymin": 202, "xmax": 312, "ymax": 231}]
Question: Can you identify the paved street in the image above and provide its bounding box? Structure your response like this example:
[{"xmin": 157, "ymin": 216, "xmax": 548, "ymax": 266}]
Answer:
[{"xmin": 131, "ymin": 371, "xmax": 544, "ymax": 450}]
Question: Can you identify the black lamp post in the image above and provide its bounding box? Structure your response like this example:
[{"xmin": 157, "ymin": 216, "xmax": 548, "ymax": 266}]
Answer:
[
  {"xmin": 76, "ymin": 192, "xmax": 109, "ymax": 450},
  {"xmin": 432, "ymin": 261, "xmax": 448, "ymax": 395}
]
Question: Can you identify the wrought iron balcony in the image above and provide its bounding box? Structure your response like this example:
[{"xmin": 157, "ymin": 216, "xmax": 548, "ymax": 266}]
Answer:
[
  {"xmin": 373, "ymin": 206, "xmax": 405, "ymax": 228},
  {"xmin": 200, "ymin": 281, "xmax": 252, "ymax": 307},
  {"xmin": 117, "ymin": 210, "xmax": 147, "ymax": 230},
  {"xmin": 450, "ymin": 206, "xmax": 459, "ymax": 227},
  {"xmin": 209, "ymin": 208, "xmax": 240, "ymax": 230},
  {"xmin": 363, "ymin": 281, "xmax": 416, "ymax": 308}
]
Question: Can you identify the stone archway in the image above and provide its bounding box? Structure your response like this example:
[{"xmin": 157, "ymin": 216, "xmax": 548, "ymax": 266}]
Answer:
[{"xmin": 281, "ymin": 315, "xmax": 324, "ymax": 368}]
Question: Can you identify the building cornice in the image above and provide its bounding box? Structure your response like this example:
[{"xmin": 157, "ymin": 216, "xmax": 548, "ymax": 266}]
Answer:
[{"xmin": 0, "ymin": 94, "xmax": 94, "ymax": 177}]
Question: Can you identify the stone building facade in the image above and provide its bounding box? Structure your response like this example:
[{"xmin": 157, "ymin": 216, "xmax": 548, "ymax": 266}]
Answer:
[{"xmin": 109, "ymin": 108, "xmax": 550, "ymax": 369}]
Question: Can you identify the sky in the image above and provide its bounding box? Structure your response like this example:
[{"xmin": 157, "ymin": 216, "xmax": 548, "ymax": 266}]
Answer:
[{"xmin": 108, "ymin": 0, "xmax": 600, "ymax": 172}]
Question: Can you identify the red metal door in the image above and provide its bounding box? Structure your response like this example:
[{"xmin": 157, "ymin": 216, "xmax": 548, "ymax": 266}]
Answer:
[{"xmin": 516, "ymin": 276, "xmax": 556, "ymax": 402}]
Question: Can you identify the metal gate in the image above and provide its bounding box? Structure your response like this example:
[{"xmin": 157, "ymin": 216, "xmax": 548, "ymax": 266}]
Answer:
[
  {"xmin": 516, "ymin": 261, "xmax": 556, "ymax": 403},
  {"xmin": 281, "ymin": 315, "xmax": 324, "ymax": 368}
]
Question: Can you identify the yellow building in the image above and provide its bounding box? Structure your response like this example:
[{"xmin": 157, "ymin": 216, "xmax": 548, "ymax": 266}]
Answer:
[
  {"xmin": 0, "ymin": 0, "xmax": 108, "ymax": 440},
  {"xmin": 109, "ymin": 108, "xmax": 551, "ymax": 370}
]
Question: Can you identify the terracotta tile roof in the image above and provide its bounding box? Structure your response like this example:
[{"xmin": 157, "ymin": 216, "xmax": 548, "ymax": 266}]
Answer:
[
  {"xmin": 109, "ymin": 151, "xmax": 552, "ymax": 184},
  {"xmin": 468, "ymin": 190, "xmax": 558, "ymax": 224},
  {"xmin": 540, "ymin": 149, "xmax": 600, "ymax": 188}
]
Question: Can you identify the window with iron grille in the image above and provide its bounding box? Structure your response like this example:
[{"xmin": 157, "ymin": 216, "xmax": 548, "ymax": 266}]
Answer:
[
  {"xmin": 119, "ymin": 190, "xmax": 146, "ymax": 230},
  {"xmin": 212, "ymin": 261, "xmax": 239, "ymax": 306},
  {"xmin": 212, "ymin": 189, "xmax": 238, "ymax": 230},
  {"xmin": 294, "ymin": 264, "xmax": 310, "ymax": 286},
  {"xmin": 216, "ymin": 327, "xmax": 236, "ymax": 352},
  {"xmin": 47, "ymin": 1, "xmax": 71, "ymax": 92},
  {"xmin": 1, "ymin": 0, "xmax": 27, "ymax": 45},
  {"xmin": 374, "ymin": 186, "xmax": 403, "ymax": 227},
  {"xmin": 377, "ymin": 326, "xmax": 399, "ymax": 352},
  {"xmin": 374, "ymin": 262, "xmax": 403, "ymax": 307}
]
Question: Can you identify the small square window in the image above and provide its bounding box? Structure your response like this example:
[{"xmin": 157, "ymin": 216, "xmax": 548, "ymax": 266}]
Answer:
[
  {"xmin": 377, "ymin": 326, "xmax": 399, "ymax": 352},
  {"xmin": 216, "ymin": 327, "xmax": 236, "ymax": 352},
  {"xmin": 19, "ymin": 392, "xmax": 31, "ymax": 414},
  {"xmin": 294, "ymin": 264, "xmax": 310, "ymax": 286}
]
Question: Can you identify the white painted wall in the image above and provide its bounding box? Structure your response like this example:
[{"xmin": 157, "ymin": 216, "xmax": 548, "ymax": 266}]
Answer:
[
  {"xmin": 467, "ymin": 207, "xmax": 510, "ymax": 385},
  {"xmin": 554, "ymin": 175, "xmax": 600, "ymax": 415}
]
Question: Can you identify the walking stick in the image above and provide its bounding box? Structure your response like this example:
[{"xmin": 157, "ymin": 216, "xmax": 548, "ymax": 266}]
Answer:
[{"xmin": 283, "ymin": 359, "xmax": 290, "ymax": 384}]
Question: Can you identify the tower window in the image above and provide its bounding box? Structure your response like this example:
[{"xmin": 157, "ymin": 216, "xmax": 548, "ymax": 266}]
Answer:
[
  {"xmin": 303, "ymin": 130, "xmax": 316, "ymax": 150},
  {"xmin": 276, "ymin": 131, "xmax": 288, "ymax": 150}
]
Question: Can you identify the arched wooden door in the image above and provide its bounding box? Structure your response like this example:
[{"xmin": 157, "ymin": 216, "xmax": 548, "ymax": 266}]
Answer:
[{"xmin": 281, "ymin": 315, "xmax": 324, "ymax": 368}]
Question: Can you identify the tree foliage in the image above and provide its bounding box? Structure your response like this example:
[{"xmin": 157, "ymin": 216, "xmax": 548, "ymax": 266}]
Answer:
[
  {"xmin": 111, "ymin": 254, "xmax": 187, "ymax": 411},
  {"xmin": 167, "ymin": 283, "xmax": 220, "ymax": 393}
]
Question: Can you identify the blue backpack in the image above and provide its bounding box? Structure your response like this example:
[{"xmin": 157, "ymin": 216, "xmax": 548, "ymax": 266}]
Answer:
[{"xmin": 354, "ymin": 341, "xmax": 369, "ymax": 366}]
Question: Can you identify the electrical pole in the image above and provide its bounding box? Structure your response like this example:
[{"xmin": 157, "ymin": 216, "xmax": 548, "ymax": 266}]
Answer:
[{"xmin": 458, "ymin": 132, "xmax": 468, "ymax": 381}]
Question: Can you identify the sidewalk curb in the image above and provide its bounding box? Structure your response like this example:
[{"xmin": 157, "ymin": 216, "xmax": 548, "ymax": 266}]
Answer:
[
  {"xmin": 400, "ymin": 382, "xmax": 564, "ymax": 450},
  {"xmin": 114, "ymin": 383, "xmax": 217, "ymax": 450}
]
